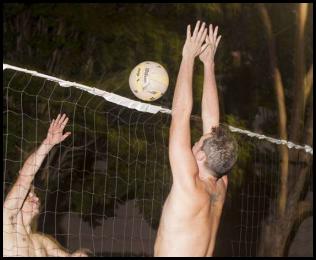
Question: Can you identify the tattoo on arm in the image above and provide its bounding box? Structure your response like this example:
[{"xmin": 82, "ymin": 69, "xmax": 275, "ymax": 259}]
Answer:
[{"xmin": 210, "ymin": 192, "xmax": 218, "ymax": 204}]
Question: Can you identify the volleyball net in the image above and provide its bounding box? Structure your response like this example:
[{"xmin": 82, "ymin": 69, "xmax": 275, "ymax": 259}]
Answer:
[{"xmin": 3, "ymin": 64, "xmax": 313, "ymax": 256}]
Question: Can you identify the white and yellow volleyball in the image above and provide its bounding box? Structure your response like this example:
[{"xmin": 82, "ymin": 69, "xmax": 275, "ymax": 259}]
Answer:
[{"xmin": 129, "ymin": 61, "xmax": 169, "ymax": 101}]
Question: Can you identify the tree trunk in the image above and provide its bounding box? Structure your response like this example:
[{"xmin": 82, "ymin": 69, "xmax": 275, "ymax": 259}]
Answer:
[
  {"xmin": 258, "ymin": 215, "xmax": 288, "ymax": 256},
  {"xmin": 257, "ymin": 2, "xmax": 289, "ymax": 219},
  {"xmin": 289, "ymin": 3, "xmax": 308, "ymax": 144},
  {"xmin": 257, "ymin": 3, "xmax": 312, "ymax": 256}
]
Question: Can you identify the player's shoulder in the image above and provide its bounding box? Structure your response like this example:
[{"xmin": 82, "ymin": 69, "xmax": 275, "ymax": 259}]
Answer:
[
  {"xmin": 31, "ymin": 231, "xmax": 66, "ymax": 250},
  {"xmin": 3, "ymin": 208, "xmax": 18, "ymax": 226},
  {"xmin": 3, "ymin": 212, "xmax": 15, "ymax": 234},
  {"xmin": 30, "ymin": 232, "xmax": 44, "ymax": 241},
  {"xmin": 30, "ymin": 232, "xmax": 52, "ymax": 244},
  {"xmin": 31, "ymin": 231, "xmax": 54, "ymax": 239}
]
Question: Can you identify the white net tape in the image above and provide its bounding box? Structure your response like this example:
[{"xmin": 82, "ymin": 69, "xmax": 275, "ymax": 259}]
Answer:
[{"xmin": 3, "ymin": 63, "xmax": 313, "ymax": 155}]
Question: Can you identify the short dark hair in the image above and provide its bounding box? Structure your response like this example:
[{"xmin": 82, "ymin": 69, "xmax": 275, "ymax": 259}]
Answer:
[{"xmin": 202, "ymin": 125, "xmax": 238, "ymax": 178}]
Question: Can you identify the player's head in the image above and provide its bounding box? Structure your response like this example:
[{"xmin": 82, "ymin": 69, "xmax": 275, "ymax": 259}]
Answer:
[
  {"xmin": 21, "ymin": 186, "xmax": 40, "ymax": 225},
  {"xmin": 192, "ymin": 125, "xmax": 238, "ymax": 179}
]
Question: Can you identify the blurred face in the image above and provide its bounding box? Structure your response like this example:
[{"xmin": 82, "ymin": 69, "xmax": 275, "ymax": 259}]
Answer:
[{"xmin": 21, "ymin": 191, "xmax": 40, "ymax": 225}]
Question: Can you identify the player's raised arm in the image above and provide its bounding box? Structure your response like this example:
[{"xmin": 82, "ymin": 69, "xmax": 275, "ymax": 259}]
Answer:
[
  {"xmin": 3, "ymin": 114, "xmax": 71, "ymax": 217},
  {"xmin": 169, "ymin": 21, "xmax": 208, "ymax": 182},
  {"xmin": 199, "ymin": 24, "xmax": 222, "ymax": 134}
]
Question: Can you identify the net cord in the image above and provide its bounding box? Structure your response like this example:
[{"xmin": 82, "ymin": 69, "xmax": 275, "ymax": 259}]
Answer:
[{"xmin": 3, "ymin": 63, "xmax": 313, "ymax": 155}]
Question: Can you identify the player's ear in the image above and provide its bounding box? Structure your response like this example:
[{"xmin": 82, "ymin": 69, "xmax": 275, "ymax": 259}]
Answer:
[{"xmin": 196, "ymin": 150, "xmax": 206, "ymax": 162}]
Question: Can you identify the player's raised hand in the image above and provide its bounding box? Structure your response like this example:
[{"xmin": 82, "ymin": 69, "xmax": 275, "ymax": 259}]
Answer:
[
  {"xmin": 199, "ymin": 24, "xmax": 221, "ymax": 65},
  {"xmin": 45, "ymin": 114, "xmax": 71, "ymax": 146},
  {"xmin": 182, "ymin": 21, "xmax": 208, "ymax": 59}
]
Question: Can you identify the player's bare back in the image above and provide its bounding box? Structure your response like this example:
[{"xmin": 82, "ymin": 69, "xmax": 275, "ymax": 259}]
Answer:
[{"xmin": 154, "ymin": 179, "xmax": 214, "ymax": 257}]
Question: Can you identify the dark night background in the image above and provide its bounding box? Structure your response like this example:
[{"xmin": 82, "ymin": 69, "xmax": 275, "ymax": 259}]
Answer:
[{"xmin": 3, "ymin": 3, "xmax": 313, "ymax": 256}]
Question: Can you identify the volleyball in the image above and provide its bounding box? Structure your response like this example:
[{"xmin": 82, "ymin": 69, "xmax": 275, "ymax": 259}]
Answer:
[{"xmin": 129, "ymin": 61, "xmax": 169, "ymax": 101}]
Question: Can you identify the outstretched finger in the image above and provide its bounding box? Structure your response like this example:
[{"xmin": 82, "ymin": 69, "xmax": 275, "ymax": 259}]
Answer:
[
  {"xmin": 209, "ymin": 24, "xmax": 214, "ymax": 42},
  {"xmin": 58, "ymin": 114, "xmax": 66, "ymax": 126},
  {"xmin": 196, "ymin": 22, "xmax": 206, "ymax": 42},
  {"xmin": 213, "ymin": 26, "xmax": 219, "ymax": 43},
  {"xmin": 215, "ymin": 35, "xmax": 222, "ymax": 49},
  {"xmin": 60, "ymin": 117, "xmax": 69, "ymax": 130},
  {"xmin": 199, "ymin": 28, "xmax": 208, "ymax": 44},
  {"xmin": 59, "ymin": 114, "xmax": 68, "ymax": 125},
  {"xmin": 192, "ymin": 20, "xmax": 201, "ymax": 39},
  {"xmin": 50, "ymin": 119, "xmax": 55, "ymax": 128},
  {"xmin": 54, "ymin": 114, "xmax": 61, "ymax": 125},
  {"xmin": 205, "ymin": 36, "xmax": 210, "ymax": 44},
  {"xmin": 199, "ymin": 42, "xmax": 209, "ymax": 55},
  {"xmin": 61, "ymin": 132, "xmax": 71, "ymax": 142},
  {"xmin": 186, "ymin": 24, "xmax": 191, "ymax": 39},
  {"xmin": 47, "ymin": 124, "xmax": 53, "ymax": 136}
]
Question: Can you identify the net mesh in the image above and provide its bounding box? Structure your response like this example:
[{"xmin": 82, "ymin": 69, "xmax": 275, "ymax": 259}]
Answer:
[{"xmin": 3, "ymin": 68, "xmax": 313, "ymax": 256}]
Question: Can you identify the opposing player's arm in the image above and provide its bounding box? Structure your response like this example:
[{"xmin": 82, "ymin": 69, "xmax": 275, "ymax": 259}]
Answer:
[
  {"xmin": 33, "ymin": 232, "xmax": 89, "ymax": 257},
  {"xmin": 3, "ymin": 114, "xmax": 71, "ymax": 218},
  {"xmin": 169, "ymin": 21, "xmax": 207, "ymax": 183},
  {"xmin": 30, "ymin": 233, "xmax": 69, "ymax": 257},
  {"xmin": 199, "ymin": 25, "xmax": 222, "ymax": 134},
  {"xmin": 3, "ymin": 142, "xmax": 53, "ymax": 219},
  {"xmin": 38, "ymin": 233, "xmax": 70, "ymax": 257}
]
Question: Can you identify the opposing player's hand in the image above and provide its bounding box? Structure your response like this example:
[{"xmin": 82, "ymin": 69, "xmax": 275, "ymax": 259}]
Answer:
[
  {"xmin": 70, "ymin": 248, "xmax": 90, "ymax": 257},
  {"xmin": 199, "ymin": 24, "xmax": 221, "ymax": 65},
  {"xmin": 44, "ymin": 114, "xmax": 71, "ymax": 146},
  {"xmin": 182, "ymin": 21, "xmax": 208, "ymax": 59},
  {"xmin": 71, "ymin": 251, "xmax": 88, "ymax": 257}
]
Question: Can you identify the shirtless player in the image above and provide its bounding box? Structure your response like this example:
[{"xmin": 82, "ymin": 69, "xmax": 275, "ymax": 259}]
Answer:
[
  {"xmin": 3, "ymin": 114, "xmax": 88, "ymax": 257},
  {"xmin": 154, "ymin": 21, "xmax": 238, "ymax": 256}
]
